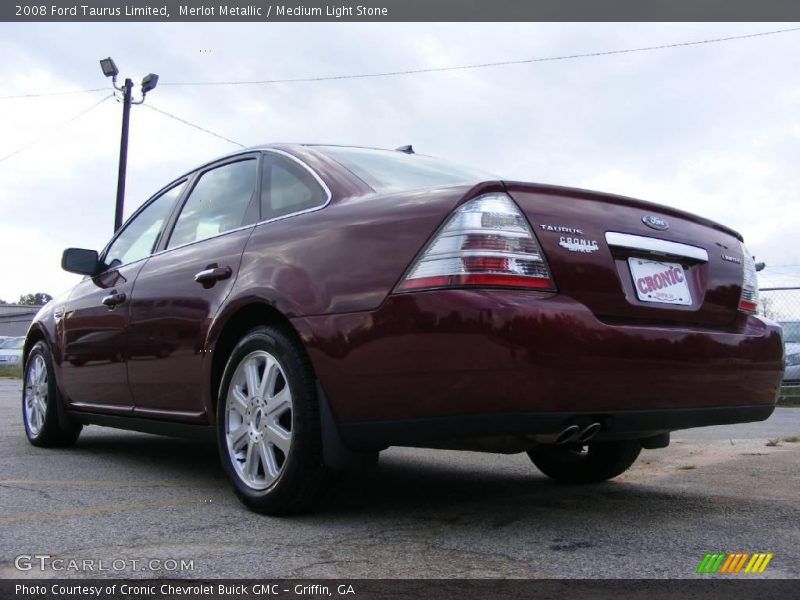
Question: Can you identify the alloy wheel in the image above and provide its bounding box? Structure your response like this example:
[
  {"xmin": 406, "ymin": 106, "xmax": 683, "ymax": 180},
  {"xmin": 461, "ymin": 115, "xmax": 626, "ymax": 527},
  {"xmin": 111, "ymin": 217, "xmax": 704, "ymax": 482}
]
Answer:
[
  {"xmin": 24, "ymin": 354, "xmax": 48, "ymax": 436},
  {"xmin": 225, "ymin": 350, "xmax": 293, "ymax": 490}
]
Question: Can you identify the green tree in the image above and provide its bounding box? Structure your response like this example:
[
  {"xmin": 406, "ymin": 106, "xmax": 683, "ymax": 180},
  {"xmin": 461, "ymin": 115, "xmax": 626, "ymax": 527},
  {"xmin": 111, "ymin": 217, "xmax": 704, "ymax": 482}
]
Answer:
[{"xmin": 17, "ymin": 292, "xmax": 53, "ymax": 306}]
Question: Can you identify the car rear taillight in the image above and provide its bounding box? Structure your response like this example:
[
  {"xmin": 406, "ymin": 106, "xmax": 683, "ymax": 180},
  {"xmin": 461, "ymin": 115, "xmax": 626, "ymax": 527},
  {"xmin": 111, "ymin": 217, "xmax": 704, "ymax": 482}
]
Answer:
[
  {"xmin": 396, "ymin": 192, "xmax": 555, "ymax": 292},
  {"xmin": 738, "ymin": 242, "xmax": 759, "ymax": 314}
]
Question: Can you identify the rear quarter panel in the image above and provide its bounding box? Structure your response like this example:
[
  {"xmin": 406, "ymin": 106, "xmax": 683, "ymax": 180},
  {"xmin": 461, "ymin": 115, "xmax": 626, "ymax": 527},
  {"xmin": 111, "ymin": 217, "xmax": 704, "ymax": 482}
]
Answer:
[{"xmin": 224, "ymin": 181, "xmax": 504, "ymax": 318}]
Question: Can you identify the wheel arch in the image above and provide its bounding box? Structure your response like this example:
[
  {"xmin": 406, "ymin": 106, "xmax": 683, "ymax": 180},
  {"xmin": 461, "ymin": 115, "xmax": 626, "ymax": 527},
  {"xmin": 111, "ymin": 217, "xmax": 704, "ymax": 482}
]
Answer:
[
  {"xmin": 22, "ymin": 324, "xmax": 79, "ymax": 433},
  {"xmin": 207, "ymin": 301, "xmax": 309, "ymax": 418},
  {"xmin": 23, "ymin": 324, "xmax": 52, "ymax": 367},
  {"xmin": 206, "ymin": 300, "xmax": 368, "ymax": 469}
]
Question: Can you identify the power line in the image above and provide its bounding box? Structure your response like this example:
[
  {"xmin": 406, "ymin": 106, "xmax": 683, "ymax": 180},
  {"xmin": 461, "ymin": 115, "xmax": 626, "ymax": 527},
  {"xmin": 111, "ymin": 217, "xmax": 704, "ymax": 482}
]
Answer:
[
  {"xmin": 762, "ymin": 267, "xmax": 800, "ymax": 276},
  {"xmin": 0, "ymin": 94, "xmax": 115, "ymax": 164},
  {"xmin": 3, "ymin": 25, "xmax": 800, "ymax": 101},
  {"xmin": 161, "ymin": 26, "xmax": 800, "ymax": 88},
  {"xmin": 142, "ymin": 104, "xmax": 246, "ymax": 148},
  {"xmin": 0, "ymin": 87, "xmax": 107, "ymax": 100}
]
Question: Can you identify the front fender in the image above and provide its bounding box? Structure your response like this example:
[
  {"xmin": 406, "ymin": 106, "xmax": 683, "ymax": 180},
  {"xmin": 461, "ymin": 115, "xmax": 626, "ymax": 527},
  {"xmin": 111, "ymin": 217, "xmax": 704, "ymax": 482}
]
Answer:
[{"xmin": 24, "ymin": 306, "xmax": 59, "ymax": 366}]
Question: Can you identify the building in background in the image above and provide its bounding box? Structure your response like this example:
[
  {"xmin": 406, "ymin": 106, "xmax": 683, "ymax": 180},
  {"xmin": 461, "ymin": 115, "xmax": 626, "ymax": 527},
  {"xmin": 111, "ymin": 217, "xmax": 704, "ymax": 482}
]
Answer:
[{"xmin": 0, "ymin": 304, "xmax": 43, "ymax": 337}]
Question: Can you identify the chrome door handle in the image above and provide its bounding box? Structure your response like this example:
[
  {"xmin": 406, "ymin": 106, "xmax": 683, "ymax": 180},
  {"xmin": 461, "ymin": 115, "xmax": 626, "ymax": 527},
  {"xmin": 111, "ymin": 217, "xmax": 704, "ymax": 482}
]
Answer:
[
  {"xmin": 101, "ymin": 292, "xmax": 127, "ymax": 308},
  {"xmin": 194, "ymin": 265, "xmax": 232, "ymax": 285}
]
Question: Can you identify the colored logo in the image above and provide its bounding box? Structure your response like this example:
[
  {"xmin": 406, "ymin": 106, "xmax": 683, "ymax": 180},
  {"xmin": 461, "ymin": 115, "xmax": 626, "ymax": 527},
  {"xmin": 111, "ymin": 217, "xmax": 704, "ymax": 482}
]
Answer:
[
  {"xmin": 642, "ymin": 215, "xmax": 669, "ymax": 231},
  {"xmin": 696, "ymin": 552, "xmax": 773, "ymax": 574}
]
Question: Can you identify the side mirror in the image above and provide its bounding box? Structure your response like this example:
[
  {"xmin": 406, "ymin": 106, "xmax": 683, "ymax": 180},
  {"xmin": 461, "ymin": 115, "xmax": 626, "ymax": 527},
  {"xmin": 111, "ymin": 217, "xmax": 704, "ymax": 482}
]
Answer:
[{"xmin": 61, "ymin": 248, "xmax": 100, "ymax": 275}]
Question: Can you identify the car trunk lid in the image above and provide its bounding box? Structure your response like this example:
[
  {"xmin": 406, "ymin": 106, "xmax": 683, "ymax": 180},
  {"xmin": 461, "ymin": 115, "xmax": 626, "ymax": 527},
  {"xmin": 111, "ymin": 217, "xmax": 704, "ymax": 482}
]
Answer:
[{"xmin": 504, "ymin": 181, "xmax": 746, "ymax": 328}]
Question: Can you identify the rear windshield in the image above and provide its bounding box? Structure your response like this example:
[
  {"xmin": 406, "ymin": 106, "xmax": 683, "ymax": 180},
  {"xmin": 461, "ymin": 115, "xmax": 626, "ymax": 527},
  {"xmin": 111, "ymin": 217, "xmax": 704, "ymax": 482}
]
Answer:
[{"xmin": 315, "ymin": 146, "xmax": 496, "ymax": 193}]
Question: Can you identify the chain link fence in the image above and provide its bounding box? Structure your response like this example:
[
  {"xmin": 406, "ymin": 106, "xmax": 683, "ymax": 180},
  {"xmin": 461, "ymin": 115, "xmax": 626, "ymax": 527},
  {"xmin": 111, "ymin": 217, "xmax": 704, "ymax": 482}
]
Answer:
[{"xmin": 759, "ymin": 287, "xmax": 800, "ymax": 400}]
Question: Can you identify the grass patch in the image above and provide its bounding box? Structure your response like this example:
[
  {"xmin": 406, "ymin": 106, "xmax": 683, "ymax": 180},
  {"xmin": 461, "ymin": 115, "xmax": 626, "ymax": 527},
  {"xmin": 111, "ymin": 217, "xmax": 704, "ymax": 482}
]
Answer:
[
  {"xmin": 765, "ymin": 438, "xmax": 781, "ymax": 447},
  {"xmin": 0, "ymin": 365, "xmax": 22, "ymax": 379},
  {"xmin": 777, "ymin": 387, "xmax": 800, "ymax": 406},
  {"xmin": 678, "ymin": 465, "xmax": 696, "ymax": 470},
  {"xmin": 782, "ymin": 435, "xmax": 800, "ymax": 443}
]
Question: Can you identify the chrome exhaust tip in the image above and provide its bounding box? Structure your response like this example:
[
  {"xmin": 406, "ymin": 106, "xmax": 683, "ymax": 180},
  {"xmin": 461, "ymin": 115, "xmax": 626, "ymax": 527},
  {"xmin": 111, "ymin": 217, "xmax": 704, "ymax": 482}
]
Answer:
[
  {"xmin": 577, "ymin": 422, "xmax": 602, "ymax": 443},
  {"xmin": 555, "ymin": 424, "xmax": 581, "ymax": 445}
]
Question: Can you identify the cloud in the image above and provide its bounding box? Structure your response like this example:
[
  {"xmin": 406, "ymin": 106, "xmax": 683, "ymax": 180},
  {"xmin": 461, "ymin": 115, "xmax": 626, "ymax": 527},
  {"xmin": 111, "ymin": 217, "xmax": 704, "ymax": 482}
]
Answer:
[
  {"xmin": 0, "ymin": 22, "xmax": 798, "ymax": 301},
  {"xmin": 0, "ymin": 223, "xmax": 81, "ymax": 303}
]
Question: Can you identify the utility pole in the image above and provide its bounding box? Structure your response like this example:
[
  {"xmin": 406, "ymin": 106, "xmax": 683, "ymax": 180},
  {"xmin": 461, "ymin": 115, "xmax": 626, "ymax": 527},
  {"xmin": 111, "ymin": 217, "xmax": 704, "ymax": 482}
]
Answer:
[
  {"xmin": 99, "ymin": 57, "xmax": 159, "ymax": 233},
  {"xmin": 115, "ymin": 77, "xmax": 133, "ymax": 233}
]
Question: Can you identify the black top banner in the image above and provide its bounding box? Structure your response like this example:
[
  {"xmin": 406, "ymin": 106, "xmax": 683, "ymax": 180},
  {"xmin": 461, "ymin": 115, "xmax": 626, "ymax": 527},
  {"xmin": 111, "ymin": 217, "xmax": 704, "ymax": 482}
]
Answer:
[{"xmin": 4, "ymin": 0, "xmax": 800, "ymax": 22}]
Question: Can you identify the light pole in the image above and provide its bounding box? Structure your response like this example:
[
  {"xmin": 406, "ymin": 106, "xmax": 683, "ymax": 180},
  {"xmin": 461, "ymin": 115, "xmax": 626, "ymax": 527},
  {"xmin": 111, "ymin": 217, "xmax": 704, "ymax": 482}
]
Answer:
[{"xmin": 99, "ymin": 57, "xmax": 159, "ymax": 232}]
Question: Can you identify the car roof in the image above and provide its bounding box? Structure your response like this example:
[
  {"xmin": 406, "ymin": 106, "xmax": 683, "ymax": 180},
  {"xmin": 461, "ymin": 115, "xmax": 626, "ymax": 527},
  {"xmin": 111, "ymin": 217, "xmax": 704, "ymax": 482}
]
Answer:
[
  {"xmin": 172, "ymin": 143, "xmax": 407, "ymax": 180},
  {"xmin": 168, "ymin": 143, "xmax": 296, "ymax": 181}
]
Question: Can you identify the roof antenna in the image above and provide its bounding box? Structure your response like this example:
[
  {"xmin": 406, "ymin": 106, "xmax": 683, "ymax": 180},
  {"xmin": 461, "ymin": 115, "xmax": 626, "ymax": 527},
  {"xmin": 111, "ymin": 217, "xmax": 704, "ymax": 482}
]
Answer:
[{"xmin": 395, "ymin": 144, "xmax": 414, "ymax": 154}]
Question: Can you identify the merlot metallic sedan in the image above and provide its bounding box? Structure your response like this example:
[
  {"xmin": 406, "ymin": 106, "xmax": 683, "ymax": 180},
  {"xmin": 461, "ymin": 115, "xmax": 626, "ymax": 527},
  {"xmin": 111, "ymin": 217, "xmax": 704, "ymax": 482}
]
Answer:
[{"xmin": 22, "ymin": 144, "xmax": 784, "ymax": 514}]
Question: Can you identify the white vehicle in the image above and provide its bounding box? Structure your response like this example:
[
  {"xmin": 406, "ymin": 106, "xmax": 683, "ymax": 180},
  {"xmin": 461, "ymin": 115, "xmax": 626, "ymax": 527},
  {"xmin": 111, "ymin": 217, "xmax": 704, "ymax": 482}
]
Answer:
[{"xmin": 779, "ymin": 321, "xmax": 800, "ymax": 389}]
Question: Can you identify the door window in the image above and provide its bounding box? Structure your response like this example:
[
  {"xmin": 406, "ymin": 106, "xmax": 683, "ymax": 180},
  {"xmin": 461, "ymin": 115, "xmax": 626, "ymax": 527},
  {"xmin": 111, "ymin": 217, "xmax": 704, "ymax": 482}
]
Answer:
[
  {"xmin": 261, "ymin": 154, "xmax": 327, "ymax": 220},
  {"xmin": 104, "ymin": 181, "xmax": 186, "ymax": 269},
  {"xmin": 167, "ymin": 159, "xmax": 258, "ymax": 249}
]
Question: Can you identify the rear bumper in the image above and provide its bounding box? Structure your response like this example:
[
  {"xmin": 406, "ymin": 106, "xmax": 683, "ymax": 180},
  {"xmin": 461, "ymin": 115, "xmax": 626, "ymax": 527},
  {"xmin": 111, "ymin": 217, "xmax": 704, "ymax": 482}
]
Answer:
[
  {"xmin": 338, "ymin": 405, "xmax": 775, "ymax": 448},
  {"xmin": 294, "ymin": 289, "xmax": 784, "ymax": 435}
]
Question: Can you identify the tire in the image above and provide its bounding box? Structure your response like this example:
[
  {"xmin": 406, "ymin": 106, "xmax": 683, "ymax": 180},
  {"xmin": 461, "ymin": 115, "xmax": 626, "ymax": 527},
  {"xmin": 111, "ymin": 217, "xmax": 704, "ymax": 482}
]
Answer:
[
  {"xmin": 527, "ymin": 440, "xmax": 641, "ymax": 484},
  {"xmin": 23, "ymin": 341, "xmax": 82, "ymax": 447},
  {"xmin": 216, "ymin": 325, "xmax": 329, "ymax": 515}
]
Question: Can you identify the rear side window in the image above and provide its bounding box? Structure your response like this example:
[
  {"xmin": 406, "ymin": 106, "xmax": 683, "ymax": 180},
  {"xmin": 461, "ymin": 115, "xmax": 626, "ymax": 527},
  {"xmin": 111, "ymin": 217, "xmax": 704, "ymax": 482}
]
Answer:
[
  {"xmin": 168, "ymin": 159, "xmax": 257, "ymax": 249},
  {"xmin": 316, "ymin": 145, "xmax": 495, "ymax": 193},
  {"xmin": 104, "ymin": 181, "xmax": 186, "ymax": 268},
  {"xmin": 261, "ymin": 153, "xmax": 327, "ymax": 220}
]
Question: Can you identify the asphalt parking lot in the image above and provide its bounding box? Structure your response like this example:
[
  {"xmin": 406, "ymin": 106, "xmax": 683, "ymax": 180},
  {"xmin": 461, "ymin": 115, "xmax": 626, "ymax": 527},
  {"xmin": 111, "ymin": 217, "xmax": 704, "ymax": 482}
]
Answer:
[{"xmin": 1, "ymin": 377, "xmax": 799, "ymax": 579}]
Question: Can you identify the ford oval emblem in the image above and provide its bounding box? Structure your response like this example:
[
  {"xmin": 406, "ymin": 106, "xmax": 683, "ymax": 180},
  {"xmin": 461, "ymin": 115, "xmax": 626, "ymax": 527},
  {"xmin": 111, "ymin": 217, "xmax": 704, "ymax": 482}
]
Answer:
[{"xmin": 642, "ymin": 215, "xmax": 669, "ymax": 231}]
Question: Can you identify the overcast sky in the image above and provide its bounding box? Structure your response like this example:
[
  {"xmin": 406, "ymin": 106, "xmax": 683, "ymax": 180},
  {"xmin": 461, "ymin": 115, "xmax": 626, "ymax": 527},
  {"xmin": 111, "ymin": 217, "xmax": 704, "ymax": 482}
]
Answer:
[{"xmin": 0, "ymin": 22, "xmax": 798, "ymax": 303}]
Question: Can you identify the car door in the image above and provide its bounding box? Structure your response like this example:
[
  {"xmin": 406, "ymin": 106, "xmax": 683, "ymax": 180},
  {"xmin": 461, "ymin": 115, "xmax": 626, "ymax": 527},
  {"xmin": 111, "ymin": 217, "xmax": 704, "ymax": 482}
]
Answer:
[
  {"xmin": 127, "ymin": 155, "xmax": 261, "ymax": 419},
  {"xmin": 59, "ymin": 181, "xmax": 186, "ymax": 412}
]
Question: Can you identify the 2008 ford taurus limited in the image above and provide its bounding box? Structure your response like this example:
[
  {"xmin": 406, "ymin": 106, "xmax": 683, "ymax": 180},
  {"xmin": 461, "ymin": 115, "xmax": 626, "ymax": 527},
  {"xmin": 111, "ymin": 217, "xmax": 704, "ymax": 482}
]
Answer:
[{"xmin": 22, "ymin": 144, "xmax": 785, "ymax": 514}]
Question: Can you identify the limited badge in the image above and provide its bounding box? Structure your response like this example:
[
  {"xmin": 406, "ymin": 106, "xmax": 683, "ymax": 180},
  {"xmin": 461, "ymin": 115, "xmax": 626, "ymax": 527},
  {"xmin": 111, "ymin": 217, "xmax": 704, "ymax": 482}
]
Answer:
[
  {"xmin": 559, "ymin": 236, "xmax": 599, "ymax": 253},
  {"xmin": 721, "ymin": 254, "xmax": 742, "ymax": 264}
]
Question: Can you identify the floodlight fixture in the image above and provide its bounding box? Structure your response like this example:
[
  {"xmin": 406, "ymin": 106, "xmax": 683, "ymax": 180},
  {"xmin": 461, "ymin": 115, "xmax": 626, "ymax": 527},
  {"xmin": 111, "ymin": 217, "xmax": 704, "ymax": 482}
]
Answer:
[
  {"xmin": 99, "ymin": 57, "xmax": 119, "ymax": 79},
  {"xmin": 141, "ymin": 73, "xmax": 159, "ymax": 94}
]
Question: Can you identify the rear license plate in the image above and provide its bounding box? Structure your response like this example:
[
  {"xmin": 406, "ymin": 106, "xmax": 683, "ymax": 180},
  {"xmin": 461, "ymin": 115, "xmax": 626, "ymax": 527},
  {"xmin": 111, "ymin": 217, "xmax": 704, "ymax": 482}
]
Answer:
[{"xmin": 628, "ymin": 257, "xmax": 692, "ymax": 306}]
